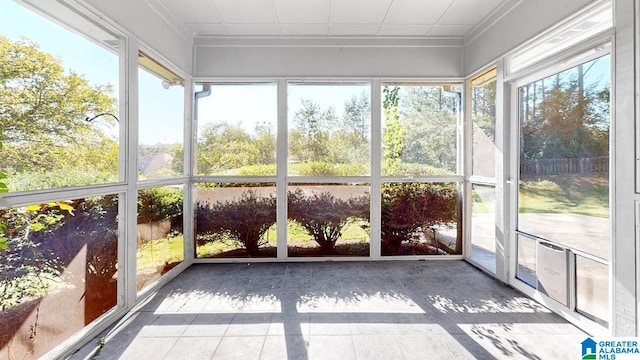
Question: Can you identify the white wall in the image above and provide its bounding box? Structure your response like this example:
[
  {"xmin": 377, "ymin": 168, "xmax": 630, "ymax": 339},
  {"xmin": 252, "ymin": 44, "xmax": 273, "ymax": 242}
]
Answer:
[
  {"xmin": 82, "ymin": 0, "xmax": 193, "ymax": 74},
  {"xmin": 194, "ymin": 38, "xmax": 463, "ymax": 78},
  {"xmin": 464, "ymin": 0, "xmax": 599, "ymax": 75}
]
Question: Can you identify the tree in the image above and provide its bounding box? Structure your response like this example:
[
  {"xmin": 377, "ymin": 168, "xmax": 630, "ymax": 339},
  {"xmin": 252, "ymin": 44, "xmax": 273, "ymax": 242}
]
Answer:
[
  {"xmin": 289, "ymin": 98, "xmax": 336, "ymax": 163},
  {"xmin": 520, "ymin": 60, "xmax": 610, "ymax": 161},
  {"xmin": 0, "ymin": 128, "xmax": 7, "ymax": 194},
  {"xmin": 383, "ymin": 86, "xmax": 403, "ymax": 174},
  {"xmin": 329, "ymin": 93, "xmax": 370, "ymax": 164},
  {"xmin": 0, "ymin": 36, "xmax": 118, "ymax": 176},
  {"xmin": 399, "ymin": 87, "xmax": 458, "ymax": 172}
]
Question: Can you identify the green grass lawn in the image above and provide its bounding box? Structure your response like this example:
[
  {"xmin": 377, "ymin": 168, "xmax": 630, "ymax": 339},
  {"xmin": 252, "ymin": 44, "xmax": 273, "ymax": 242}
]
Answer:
[
  {"xmin": 136, "ymin": 234, "xmax": 184, "ymax": 269},
  {"xmin": 519, "ymin": 174, "xmax": 609, "ymax": 218}
]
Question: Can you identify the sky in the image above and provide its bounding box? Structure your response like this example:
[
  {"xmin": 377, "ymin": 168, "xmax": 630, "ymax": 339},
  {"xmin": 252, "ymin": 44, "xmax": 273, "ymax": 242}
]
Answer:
[{"xmin": 197, "ymin": 83, "xmax": 370, "ymax": 135}]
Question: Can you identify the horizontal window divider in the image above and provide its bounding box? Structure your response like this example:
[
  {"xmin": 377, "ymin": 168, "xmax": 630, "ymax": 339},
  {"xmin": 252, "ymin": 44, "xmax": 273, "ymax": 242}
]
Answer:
[
  {"xmin": 379, "ymin": 255, "xmax": 465, "ymax": 261},
  {"xmin": 197, "ymin": 80, "xmax": 278, "ymax": 85},
  {"xmin": 0, "ymin": 183, "xmax": 128, "ymax": 209},
  {"xmin": 193, "ymin": 176, "xmax": 278, "ymax": 183},
  {"xmin": 286, "ymin": 176, "xmax": 372, "ymax": 183},
  {"xmin": 381, "ymin": 176, "xmax": 464, "ymax": 183},
  {"xmin": 515, "ymin": 230, "xmax": 608, "ymax": 264},
  {"xmin": 287, "ymin": 79, "xmax": 372, "ymax": 85},
  {"xmin": 137, "ymin": 177, "xmax": 189, "ymax": 189},
  {"xmin": 467, "ymin": 176, "xmax": 498, "ymax": 185}
]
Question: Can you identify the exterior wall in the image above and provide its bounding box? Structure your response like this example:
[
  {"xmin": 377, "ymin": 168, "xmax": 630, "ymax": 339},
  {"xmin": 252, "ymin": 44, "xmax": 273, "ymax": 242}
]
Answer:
[
  {"xmin": 464, "ymin": 0, "xmax": 599, "ymax": 75},
  {"xmin": 194, "ymin": 38, "xmax": 463, "ymax": 78}
]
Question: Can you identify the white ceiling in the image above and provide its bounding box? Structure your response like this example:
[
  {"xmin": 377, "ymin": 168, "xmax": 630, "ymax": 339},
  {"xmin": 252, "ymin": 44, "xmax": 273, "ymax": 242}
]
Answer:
[{"xmin": 151, "ymin": 0, "xmax": 509, "ymax": 39}]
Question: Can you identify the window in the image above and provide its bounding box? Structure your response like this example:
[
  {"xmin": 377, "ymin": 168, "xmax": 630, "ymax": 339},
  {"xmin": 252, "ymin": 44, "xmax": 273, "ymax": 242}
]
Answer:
[
  {"xmin": 515, "ymin": 52, "xmax": 610, "ymax": 326},
  {"xmin": 138, "ymin": 53, "xmax": 185, "ymax": 180},
  {"xmin": 287, "ymin": 83, "xmax": 371, "ymax": 176},
  {"xmin": 195, "ymin": 183, "xmax": 277, "ymax": 258},
  {"xmin": 381, "ymin": 84, "xmax": 459, "ymax": 176},
  {"xmin": 471, "ymin": 68, "xmax": 497, "ymax": 178},
  {"xmin": 0, "ymin": 195, "xmax": 119, "ymax": 359},
  {"xmin": 196, "ymin": 84, "xmax": 277, "ymax": 176},
  {"xmin": 287, "ymin": 183, "xmax": 370, "ymax": 257},
  {"xmin": 0, "ymin": 1, "xmax": 120, "ymax": 192},
  {"xmin": 137, "ymin": 186, "xmax": 184, "ymax": 290},
  {"xmin": 468, "ymin": 68, "xmax": 497, "ymax": 273}
]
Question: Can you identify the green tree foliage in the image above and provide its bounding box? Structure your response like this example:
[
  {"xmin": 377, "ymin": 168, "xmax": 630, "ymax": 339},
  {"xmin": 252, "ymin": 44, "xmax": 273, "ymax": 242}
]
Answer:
[
  {"xmin": 196, "ymin": 191, "xmax": 276, "ymax": 256},
  {"xmin": 399, "ymin": 87, "xmax": 458, "ymax": 172},
  {"xmin": 0, "ymin": 128, "xmax": 7, "ymax": 194},
  {"xmin": 289, "ymin": 99, "xmax": 336, "ymax": 163},
  {"xmin": 472, "ymin": 80, "xmax": 496, "ymax": 141},
  {"xmin": 197, "ymin": 122, "xmax": 276, "ymax": 175},
  {"xmin": 137, "ymin": 187, "xmax": 183, "ymax": 230},
  {"xmin": 329, "ymin": 93, "xmax": 370, "ymax": 164},
  {"xmin": 520, "ymin": 59, "xmax": 609, "ymax": 160},
  {"xmin": 0, "ymin": 36, "xmax": 118, "ymax": 183},
  {"xmin": 382, "ymin": 86, "xmax": 403, "ymax": 174}
]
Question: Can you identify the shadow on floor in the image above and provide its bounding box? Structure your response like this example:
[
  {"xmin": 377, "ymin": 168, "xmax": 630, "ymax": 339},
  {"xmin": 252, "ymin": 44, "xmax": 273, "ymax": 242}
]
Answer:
[{"xmin": 71, "ymin": 261, "xmax": 586, "ymax": 360}]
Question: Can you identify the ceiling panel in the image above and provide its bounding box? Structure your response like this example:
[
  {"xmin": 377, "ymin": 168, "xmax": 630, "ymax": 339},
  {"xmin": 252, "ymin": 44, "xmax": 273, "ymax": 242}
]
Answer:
[
  {"xmin": 280, "ymin": 24, "xmax": 329, "ymax": 36},
  {"xmin": 330, "ymin": 25, "xmax": 380, "ymax": 36},
  {"xmin": 274, "ymin": 0, "xmax": 330, "ymax": 24},
  {"xmin": 149, "ymin": 0, "xmax": 508, "ymax": 38},
  {"xmin": 211, "ymin": 0, "xmax": 277, "ymax": 24},
  {"xmin": 384, "ymin": 0, "xmax": 453, "ymax": 24},
  {"xmin": 378, "ymin": 24, "xmax": 432, "ymax": 36},
  {"xmin": 438, "ymin": 0, "xmax": 504, "ymax": 25},
  {"xmin": 159, "ymin": 0, "xmax": 222, "ymax": 23},
  {"xmin": 331, "ymin": 0, "xmax": 393, "ymax": 24}
]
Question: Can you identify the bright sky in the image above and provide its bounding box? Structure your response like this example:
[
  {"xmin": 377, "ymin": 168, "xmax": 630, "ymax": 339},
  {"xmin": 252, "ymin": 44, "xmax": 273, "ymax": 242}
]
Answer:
[{"xmin": 197, "ymin": 83, "xmax": 370, "ymax": 135}]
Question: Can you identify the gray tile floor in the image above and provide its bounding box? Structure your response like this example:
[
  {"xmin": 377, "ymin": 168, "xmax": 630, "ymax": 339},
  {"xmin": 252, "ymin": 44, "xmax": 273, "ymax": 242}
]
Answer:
[{"xmin": 71, "ymin": 261, "xmax": 588, "ymax": 360}]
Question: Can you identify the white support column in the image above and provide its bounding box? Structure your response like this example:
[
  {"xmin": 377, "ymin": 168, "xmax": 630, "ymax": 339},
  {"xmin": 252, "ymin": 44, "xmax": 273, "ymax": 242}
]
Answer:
[
  {"xmin": 183, "ymin": 77, "xmax": 195, "ymax": 264},
  {"xmin": 463, "ymin": 77, "xmax": 473, "ymax": 260},
  {"xmin": 495, "ymin": 59, "xmax": 511, "ymax": 284},
  {"xmin": 370, "ymin": 80, "xmax": 382, "ymax": 260},
  {"xmin": 612, "ymin": 0, "xmax": 638, "ymax": 336},
  {"xmin": 277, "ymin": 79, "xmax": 288, "ymax": 260},
  {"xmin": 123, "ymin": 37, "xmax": 139, "ymax": 308}
]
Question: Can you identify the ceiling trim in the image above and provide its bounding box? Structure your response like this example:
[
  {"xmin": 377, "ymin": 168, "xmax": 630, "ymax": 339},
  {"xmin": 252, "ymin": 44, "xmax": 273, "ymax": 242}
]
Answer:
[
  {"xmin": 193, "ymin": 36, "xmax": 464, "ymax": 48},
  {"xmin": 464, "ymin": 0, "xmax": 524, "ymax": 46}
]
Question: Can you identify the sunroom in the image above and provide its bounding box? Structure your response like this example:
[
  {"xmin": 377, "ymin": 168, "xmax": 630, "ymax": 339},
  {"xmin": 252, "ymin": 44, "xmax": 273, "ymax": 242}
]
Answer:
[{"xmin": 0, "ymin": 0, "xmax": 637, "ymax": 358}]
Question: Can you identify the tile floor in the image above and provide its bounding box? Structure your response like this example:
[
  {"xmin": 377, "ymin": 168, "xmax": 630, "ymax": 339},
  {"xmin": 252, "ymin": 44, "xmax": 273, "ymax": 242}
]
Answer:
[{"xmin": 71, "ymin": 261, "xmax": 588, "ymax": 360}]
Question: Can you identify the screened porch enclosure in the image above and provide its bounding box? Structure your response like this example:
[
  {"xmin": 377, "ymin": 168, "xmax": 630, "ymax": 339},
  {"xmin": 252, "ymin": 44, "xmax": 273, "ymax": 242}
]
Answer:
[{"xmin": 0, "ymin": 0, "xmax": 637, "ymax": 358}]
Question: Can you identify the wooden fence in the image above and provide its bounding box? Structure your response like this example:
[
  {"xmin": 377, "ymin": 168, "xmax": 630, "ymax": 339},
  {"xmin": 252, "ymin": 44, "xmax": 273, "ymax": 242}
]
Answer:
[{"xmin": 520, "ymin": 156, "xmax": 608, "ymax": 175}]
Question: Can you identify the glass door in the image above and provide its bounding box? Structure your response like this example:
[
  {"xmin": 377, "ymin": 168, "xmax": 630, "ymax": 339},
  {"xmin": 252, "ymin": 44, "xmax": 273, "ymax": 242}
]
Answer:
[{"xmin": 514, "ymin": 52, "xmax": 611, "ymax": 327}]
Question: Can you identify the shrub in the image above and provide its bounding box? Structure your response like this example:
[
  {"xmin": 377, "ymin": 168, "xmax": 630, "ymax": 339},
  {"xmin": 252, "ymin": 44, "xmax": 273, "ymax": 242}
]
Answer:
[
  {"xmin": 5, "ymin": 169, "xmax": 117, "ymax": 192},
  {"xmin": 137, "ymin": 187, "xmax": 183, "ymax": 230},
  {"xmin": 288, "ymin": 189, "xmax": 369, "ymax": 254},
  {"xmin": 291, "ymin": 162, "xmax": 367, "ymax": 176},
  {"xmin": 196, "ymin": 191, "xmax": 276, "ymax": 256},
  {"xmin": 380, "ymin": 183, "xmax": 458, "ymax": 255},
  {"xmin": 237, "ymin": 164, "xmax": 277, "ymax": 176}
]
